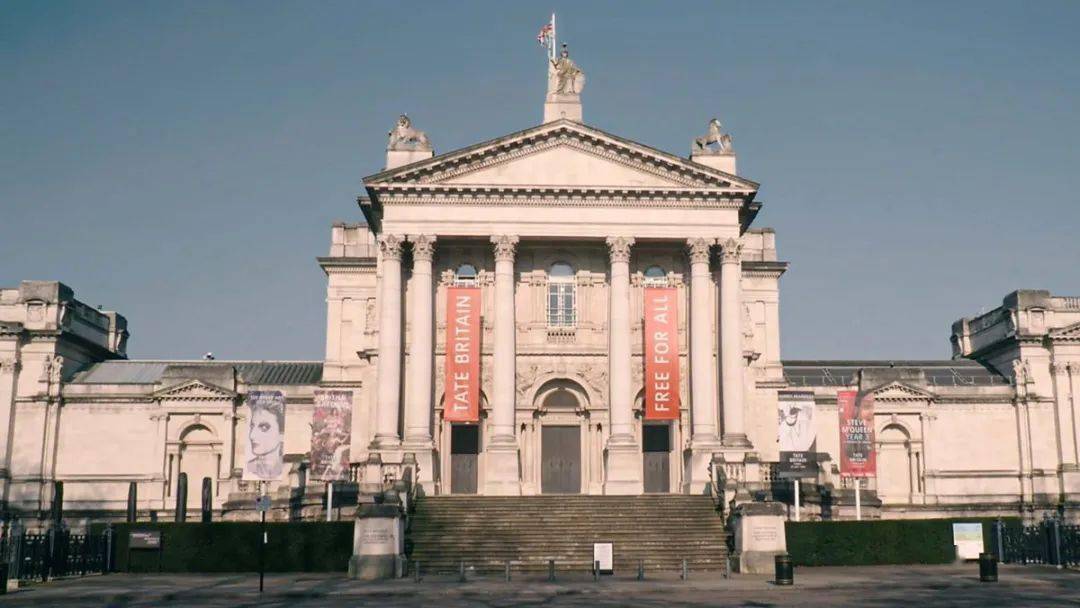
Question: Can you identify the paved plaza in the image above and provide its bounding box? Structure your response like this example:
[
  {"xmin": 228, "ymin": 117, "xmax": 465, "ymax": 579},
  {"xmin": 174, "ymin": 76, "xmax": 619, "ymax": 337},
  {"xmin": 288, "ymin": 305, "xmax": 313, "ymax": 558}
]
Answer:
[{"xmin": 1, "ymin": 564, "xmax": 1078, "ymax": 607}]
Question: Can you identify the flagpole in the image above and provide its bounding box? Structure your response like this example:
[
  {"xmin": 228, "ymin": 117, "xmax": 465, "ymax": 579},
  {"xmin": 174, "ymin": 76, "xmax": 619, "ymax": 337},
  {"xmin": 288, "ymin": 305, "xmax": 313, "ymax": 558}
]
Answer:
[{"xmin": 551, "ymin": 13, "xmax": 557, "ymax": 61}]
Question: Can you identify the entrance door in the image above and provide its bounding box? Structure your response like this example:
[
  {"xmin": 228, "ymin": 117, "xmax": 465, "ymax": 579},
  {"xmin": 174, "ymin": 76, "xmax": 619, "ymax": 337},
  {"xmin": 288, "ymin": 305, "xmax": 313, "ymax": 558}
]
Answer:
[
  {"xmin": 541, "ymin": 426, "xmax": 581, "ymax": 494},
  {"xmin": 643, "ymin": 424, "xmax": 670, "ymax": 493},
  {"xmin": 450, "ymin": 424, "xmax": 479, "ymax": 494}
]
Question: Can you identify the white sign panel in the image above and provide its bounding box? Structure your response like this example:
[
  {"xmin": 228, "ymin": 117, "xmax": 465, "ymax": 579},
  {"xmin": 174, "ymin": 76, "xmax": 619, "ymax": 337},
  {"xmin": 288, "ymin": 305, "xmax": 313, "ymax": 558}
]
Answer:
[
  {"xmin": 593, "ymin": 542, "xmax": 613, "ymax": 574},
  {"xmin": 952, "ymin": 522, "xmax": 984, "ymax": 560}
]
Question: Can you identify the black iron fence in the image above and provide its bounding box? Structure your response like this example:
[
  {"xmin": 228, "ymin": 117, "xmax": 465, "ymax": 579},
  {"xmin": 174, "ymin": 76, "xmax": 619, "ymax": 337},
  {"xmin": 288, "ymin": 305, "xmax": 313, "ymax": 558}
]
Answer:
[
  {"xmin": 1, "ymin": 526, "xmax": 112, "ymax": 582},
  {"xmin": 992, "ymin": 517, "xmax": 1080, "ymax": 567}
]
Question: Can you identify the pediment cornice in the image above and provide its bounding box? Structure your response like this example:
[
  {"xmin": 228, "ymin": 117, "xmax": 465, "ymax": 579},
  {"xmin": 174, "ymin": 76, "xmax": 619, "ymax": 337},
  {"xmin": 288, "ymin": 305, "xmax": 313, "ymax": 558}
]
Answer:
[
  {"xmin": 868, "ymin": 381, "xmax": 936, "ymax": 402},
  {"xmin": 364, "ymin": 120, "xmax": 759, "ymax": 193},
  {"xmin": 153, "ymin": 379, "xmax": 237, "ymax": 402},
  {"xmin": 1049, "ymin": 321, "xmax": 1080, "ymax": 341}
]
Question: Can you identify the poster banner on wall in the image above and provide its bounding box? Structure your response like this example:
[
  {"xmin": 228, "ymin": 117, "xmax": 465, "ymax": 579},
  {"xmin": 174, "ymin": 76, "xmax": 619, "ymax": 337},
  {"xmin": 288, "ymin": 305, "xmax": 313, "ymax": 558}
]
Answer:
[
  {"xmin": 839, "ymin": 390, "xmax": 877, "ymax": 478},
  {"xmin": 643, "ymin": 287, "xmax": 680, "ymax": 420},
  {"xmin": 243, "ymin": 390, "xmax": 286, "ymax": 481},
  {"xmin": 310, "ymin": 390, "xmax": 353, "ymax": 481},
  {"xmin": 444, "ymin": 286, "xmax": 481, "ymax": 422},
  {"xmin": 777, "ymin": 390, "xmax": 818, "ymax": 479}
]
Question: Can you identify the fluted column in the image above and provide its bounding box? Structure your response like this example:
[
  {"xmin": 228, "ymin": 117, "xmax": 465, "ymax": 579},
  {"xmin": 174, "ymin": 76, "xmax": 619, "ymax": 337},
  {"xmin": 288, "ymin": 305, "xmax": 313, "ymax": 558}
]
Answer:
[
  {"xmin": 372, "ymin": 234, "xmax": 405, "ymax": 449},
  {"xmin": 604, "ymin": 236, "xmax": 643, "ymax": 494},
  {"xmin": 484, "ymin": 235, "xmax": 521, "ymax": 495},
  {"xmin": 718, "ymin": 237, "xmax": 751, "ymax": 447},
  {"xmin": 686, "ymin": 238, "xmax": 721, "ymax": 492},
  {"xmin": 403, "ymin": 235, "xmax": 436, "ymax": 485}
]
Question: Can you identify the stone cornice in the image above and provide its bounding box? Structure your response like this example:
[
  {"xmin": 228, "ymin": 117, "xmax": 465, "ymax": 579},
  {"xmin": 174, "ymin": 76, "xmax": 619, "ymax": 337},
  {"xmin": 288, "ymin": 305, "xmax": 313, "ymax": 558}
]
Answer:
[
  {"xmin": 317, "ymin": 257, "xmax": 376, "ymax": 276},
  {"xmin": 741, "ymin": 260, "xmax": 789, "ymax": 279},
  {"xmin": 372, "ymin": 186, "xmax": 749, "ymax": 209}
]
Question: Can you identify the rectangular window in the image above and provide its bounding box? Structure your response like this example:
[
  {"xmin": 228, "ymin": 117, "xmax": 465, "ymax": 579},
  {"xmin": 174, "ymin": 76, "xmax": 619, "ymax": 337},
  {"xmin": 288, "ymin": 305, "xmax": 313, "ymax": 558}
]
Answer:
[{"xmin": 547, "ymin": 282, "xmax": 576, "ymax": 327}]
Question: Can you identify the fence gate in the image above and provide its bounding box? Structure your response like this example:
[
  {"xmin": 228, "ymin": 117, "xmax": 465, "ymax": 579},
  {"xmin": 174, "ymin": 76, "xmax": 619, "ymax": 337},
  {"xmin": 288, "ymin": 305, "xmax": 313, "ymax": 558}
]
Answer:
[
  {"xmin": 2, "ymin": 527, "xmax": 112, "ymax": 582},
  {"xmin": 993, "ymin": 518, "xmax": 1080, "ymax": 567}
]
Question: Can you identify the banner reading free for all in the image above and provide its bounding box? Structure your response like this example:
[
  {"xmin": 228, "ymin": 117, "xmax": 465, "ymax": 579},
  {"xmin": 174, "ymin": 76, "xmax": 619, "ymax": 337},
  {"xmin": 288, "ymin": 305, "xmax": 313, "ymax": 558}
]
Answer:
[{"xmin": 643, "ymin": 287, "xmax": 680, "ymax": 420}]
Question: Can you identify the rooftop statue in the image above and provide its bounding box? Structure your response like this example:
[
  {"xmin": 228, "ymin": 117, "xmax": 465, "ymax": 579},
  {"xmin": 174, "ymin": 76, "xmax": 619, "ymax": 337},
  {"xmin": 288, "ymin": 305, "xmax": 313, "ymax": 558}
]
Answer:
[
  {"xmin": 548, "ymin": 44, "xmax": 585, "ymax": 96},
  {"xmin": 387, "ymin": 114, "xmax": 432, "ymax": 151},
  {"xmin": 692, "ymin": 118, "xmax": 734, "ymax": 155}
]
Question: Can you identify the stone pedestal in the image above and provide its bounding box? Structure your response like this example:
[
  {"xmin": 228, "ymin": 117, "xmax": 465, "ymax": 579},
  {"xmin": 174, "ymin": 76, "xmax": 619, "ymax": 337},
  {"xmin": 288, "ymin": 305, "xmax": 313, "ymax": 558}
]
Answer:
[
  {"xmin": 731, "ymin": 501, "xmax": 787, "ymax": 574},
  {"xmin": 348, "ymin": 500, "xmax": 405, "ymax": 580},
  {"xmin": 689, "ymin": 151, "xmax": 736, "ymax": 174},
  {"xmin": 543, "ymin": 94, "xmax": 582, "ymax": 122},
  {"xmin": 483, "ymin": 441, "xmax": 521, "ymax": 496},
  {"xmin": 603, "ymin": 441, "xmax": 644, "ymax": 495},
  {"xmin": 686, "ymin": 440, "xmax": 723, "ymax": 494}
]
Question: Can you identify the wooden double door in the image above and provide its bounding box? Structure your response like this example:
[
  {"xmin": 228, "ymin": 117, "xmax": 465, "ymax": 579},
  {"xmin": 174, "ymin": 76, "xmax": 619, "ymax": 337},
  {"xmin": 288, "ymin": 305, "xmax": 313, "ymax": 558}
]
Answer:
[{"xmin": 541, "ymin": 426, "xmax": 581, "ymax": 494}]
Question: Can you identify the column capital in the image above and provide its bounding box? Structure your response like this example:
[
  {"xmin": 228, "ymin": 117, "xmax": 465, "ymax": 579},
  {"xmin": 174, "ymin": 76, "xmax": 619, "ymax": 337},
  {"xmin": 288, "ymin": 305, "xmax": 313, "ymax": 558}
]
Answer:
[
  {"xmin": 0, "ymin": 358, "xmax": 20, "ymax": 375},
  {"xmin": 1069, "ymin": 362, "xmax": 1080, "ymax": 376},
  {"xmin": 605, "ymin": 236, "xmax": 635, "ymax": 264},
  {"xmin": 408, "ymin": 234, "xmax": 437, "ymax": 262},
  {"xmin": 378, "ymin": 234, "xmax": 406, "ymax": 261},
  {"xmin": 1050, "ymin": 361, "xmax": 1067, "ymax": 376},
  {"xmin": 686, "ymin": 238, "xmax": 715, "ymax": 265},
  {"xmin": 490, "ymin": 235, "xmax": 520, "ymax": 262},
  {"xmin": 718, "ymin": 237, "xmax": 743, "ymax": 264}
]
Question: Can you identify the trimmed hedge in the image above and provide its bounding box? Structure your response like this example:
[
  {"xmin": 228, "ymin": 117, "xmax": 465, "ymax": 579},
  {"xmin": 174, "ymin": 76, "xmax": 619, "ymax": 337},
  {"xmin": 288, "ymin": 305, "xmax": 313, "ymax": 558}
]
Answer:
[
  {"xmin": 785, "ymin": 518, "xmax": 1013, "ymax": 566},
  {"xmin": 96, "ymin": 522, "xmax": 354, "ymax": 573}
]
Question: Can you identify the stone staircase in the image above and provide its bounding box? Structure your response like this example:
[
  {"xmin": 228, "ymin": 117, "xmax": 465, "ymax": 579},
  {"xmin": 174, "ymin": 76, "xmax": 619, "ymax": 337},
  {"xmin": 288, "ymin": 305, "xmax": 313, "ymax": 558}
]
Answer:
[{"xmin": 406, "ymin": 495, "xmax": 729, "ymax": 575}]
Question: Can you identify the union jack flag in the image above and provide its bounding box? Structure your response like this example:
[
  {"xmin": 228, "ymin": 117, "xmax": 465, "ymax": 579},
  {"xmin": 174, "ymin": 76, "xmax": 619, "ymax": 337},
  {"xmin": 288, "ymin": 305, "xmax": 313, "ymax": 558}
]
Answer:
[{"xmin": 537, "ymin": 23, "xmax": 553, "ymax": 46}]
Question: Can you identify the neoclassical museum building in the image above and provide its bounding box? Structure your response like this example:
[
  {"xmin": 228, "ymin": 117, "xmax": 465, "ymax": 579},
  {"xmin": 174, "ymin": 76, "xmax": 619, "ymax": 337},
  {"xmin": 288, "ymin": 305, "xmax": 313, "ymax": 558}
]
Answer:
[{"xmin": 2, "ymin": 52, "xmax": 1079, "ymax": 528}]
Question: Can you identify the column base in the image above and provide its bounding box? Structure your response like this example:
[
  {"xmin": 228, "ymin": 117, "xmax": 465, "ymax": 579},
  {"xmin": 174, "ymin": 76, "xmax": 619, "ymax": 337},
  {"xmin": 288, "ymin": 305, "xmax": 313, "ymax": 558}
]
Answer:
[
  {"xmin": 371, "ymin": 434, "xmax": 401, "ymax": 450},
  {"xmin": 482, "ymin": 439, "xmax": 521, "ymax": 496},
  {"xmin": 722, "ymin": 433, "xmax": 752, "ymax": 449},
  {"xmin": 604, "ymin": 438, "xmax": 643, "ymax": 495},
  {"xmin": 685, "ymin": 438, "xmax": 724, "ymax": 494},
  {"xmin": 401, "ymin": 439, "xmax": 435, "ymax": 494}
]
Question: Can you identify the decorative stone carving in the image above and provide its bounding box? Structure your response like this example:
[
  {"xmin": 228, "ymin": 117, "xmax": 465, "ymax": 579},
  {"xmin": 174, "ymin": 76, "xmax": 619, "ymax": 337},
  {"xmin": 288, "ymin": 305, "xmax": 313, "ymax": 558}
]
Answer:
[
  {"xmin": 0, "ymin": 358, "xmax": 19, "ymax": 374},
  {"xmin": 409, "ymin": 234, "xmax": 436, "ymax": 262},
  {"xmin": 1012, "ymin": 359, "xmax": 1033, "ymax": 386},
  {"xmin": 439, "ymin": 269, "xmax": 456, "ymax": 285},
  {"xmin": 605, "ymin": 237, "xmax": 635, "ymax": 264},
  {"xmin": 490, "ymin": 235, "xmax": 520, "ymax": 262},
  {"xmin": 1050, "ymin": 361, "xmax": 1066, "ymax": 375},
  {"xmin": 378, "ymin": 234, "xmax": 405, "ymax": 261},
  {"xmin": 692, "ymin": 118, "xmax": 733, "ymax": 154},
  {"xmin": 40, "ymin": 355, "xmax": 63, "ymax": 384},
  {"xmin": 387, "ymin": 115, "xmax": 432, "ymax": 151},
  {"xmin": 719, "ymin": 237, "xmax": 743, "ymax": 264},
  {"xmin": 548, "ymin": 44, "xmax": 585, "ymax": 96},
  {"xmin": 364, "ymin": 297, "xmax": 377, "ymax": 331},
  {"xmin": 686, "ymin": 238, "xmax": 713, "ymax": 265}
]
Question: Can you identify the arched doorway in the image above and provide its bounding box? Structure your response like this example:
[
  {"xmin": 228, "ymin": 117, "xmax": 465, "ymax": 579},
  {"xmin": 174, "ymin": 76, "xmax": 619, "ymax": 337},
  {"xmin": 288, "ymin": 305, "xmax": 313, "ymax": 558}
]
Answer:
[
  {"xmin": 878, "ymin": 424, "xmax": 913, "ymax": 504},
  {"xmin": 177, "ymin": 424, "xmax": 220, "ymax": 512},
  {"xmin": 534, "ymin": 379, "xmax": 588, "ymax": 494}
]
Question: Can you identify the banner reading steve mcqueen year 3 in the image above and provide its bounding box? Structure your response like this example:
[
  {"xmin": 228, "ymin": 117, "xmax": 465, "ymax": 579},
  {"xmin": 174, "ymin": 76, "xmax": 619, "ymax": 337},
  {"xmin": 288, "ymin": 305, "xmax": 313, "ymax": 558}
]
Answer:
[
  {"xmin": 444, "ymin": 286, "xmax": 481, "ymax": 422},
  {"xmin": 838, "ymin": 390, "xmax": 876, "ymax": 477},
  {"xmin": 643, "ymin": 287, "xmax": 680, "ymax": 420}
]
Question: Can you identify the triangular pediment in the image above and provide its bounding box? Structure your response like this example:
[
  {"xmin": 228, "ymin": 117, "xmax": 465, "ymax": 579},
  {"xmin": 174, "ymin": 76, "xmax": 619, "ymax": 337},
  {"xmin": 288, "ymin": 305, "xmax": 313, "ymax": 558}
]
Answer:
[
  {"xmin": 868, "ymin": 381, "xmax": 936, "ymax": 402},
  {"xmin": 1050, "ymin": 321, "xmax": 1080, "ymax": 339},
  {"xmin": 153, "ymin": 379, "xmax": 236, "ymax": 401},
  {"xmin": 364, "ymin": 120, "xmax": 759, "ymax": 192}
]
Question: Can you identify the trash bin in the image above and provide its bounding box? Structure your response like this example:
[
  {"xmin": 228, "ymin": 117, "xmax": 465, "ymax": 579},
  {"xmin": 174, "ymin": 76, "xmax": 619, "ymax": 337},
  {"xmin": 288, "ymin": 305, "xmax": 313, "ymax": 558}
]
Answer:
[
  {"xmin": 774, "ymin": 553, "xmax": 793, "ymax": 586},
  {"xmin": 0, "ymin": 562, "xmax": 8, "ymax": 594},
  {"xmin": 979, "ymin": 552, "xmax": 997, "ymax": 583}
]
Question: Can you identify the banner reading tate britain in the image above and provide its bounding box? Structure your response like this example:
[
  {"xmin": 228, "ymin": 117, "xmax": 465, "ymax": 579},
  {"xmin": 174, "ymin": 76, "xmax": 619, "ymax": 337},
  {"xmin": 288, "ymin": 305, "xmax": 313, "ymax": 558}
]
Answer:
[
  {"xmin": 643, "ymin": 287, "xmax": 680, "ymax": 420},
  {"xmin": 444, "ymin": 286, "xmax": 481, "ymax": 422},
  {"xmin": 838, "ymin": 390, "xmax": 877, "ymax": 477}
]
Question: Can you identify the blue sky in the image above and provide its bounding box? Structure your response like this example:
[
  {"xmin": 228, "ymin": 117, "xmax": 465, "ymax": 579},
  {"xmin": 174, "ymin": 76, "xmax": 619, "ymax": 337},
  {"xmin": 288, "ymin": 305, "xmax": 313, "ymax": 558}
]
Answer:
[{"xmin": 3, "ymin": 1, "xmax": 1078, "ymax": 361}]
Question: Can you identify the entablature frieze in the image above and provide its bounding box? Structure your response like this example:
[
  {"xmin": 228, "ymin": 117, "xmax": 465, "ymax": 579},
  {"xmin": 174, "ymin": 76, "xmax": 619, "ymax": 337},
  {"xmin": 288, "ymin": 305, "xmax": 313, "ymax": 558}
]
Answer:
[{"xmin": 373, "ymin": 188, "xmax": 748, "ymax": 210}]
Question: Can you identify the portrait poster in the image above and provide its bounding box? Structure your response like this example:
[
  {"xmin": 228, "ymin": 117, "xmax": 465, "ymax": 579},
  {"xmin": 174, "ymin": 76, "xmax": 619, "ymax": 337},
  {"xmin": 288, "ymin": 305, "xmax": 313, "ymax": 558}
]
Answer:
[
  {"xmin": 243, "ymin": 390, "xmax": 286, "ymax": 481},
  {"xmin": 310, "ymin": 390, "xmax": 353, "ymax": 481},
  {"xmin": 777, "ymin": 390, "xmax": 818, "ymax": 479},
  {"xmin": 839, "ymin": 390, "xmax": 877, "ymax": 478},
  {"xmin": 444, "ymin": 286, "xmax": 481, "ymax": 422},
  {"xmin": 643, "ymin": 287, "xmax": 680, "ymax": 420}
]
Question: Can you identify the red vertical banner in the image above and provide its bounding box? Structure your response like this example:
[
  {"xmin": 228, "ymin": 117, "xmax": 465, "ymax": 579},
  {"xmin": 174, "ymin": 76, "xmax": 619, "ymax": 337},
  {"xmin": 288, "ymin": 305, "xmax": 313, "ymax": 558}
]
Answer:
[
  {"xmin": 643, "ymin": 287, "xmax": 680, "ymax": 420},
  {"xmin": 444, "ymin": 287, "xmax": 481, "ymax": 422},
  {"xmin": 838, "ymin": 390, "xmax": 877, "ymax": 477}
]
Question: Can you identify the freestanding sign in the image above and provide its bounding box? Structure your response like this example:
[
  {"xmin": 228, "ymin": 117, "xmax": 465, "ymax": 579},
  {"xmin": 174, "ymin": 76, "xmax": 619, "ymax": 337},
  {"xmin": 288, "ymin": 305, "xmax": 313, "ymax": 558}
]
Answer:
[
  {"xmin": 838, "ymin": 390, "xmax": 876, "ymax": 477},
  {"xmin": 444, "ymin": 286, "xmax": 481, "ymax": 422},
  {"xmin": 777, "ymin": 390, "xmax": 818, "ymax": 479},
  {"xmin": 310, "ymin": 390, "xmax": 353, "ymax": 481},
  {"xmin": 643, "ymin": 287, "xmax": 680, "ymax": 420}
]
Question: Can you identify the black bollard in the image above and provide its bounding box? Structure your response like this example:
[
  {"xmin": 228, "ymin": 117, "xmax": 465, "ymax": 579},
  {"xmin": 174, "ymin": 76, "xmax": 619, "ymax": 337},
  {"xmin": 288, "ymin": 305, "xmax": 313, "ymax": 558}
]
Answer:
[
  {"xmin": 201, "ymin": 477, "xmax": 212, "ymax": 523},
  {"xmin": 505, "ymin": 560, "xmax": 511, "ymax": 582},
  {"xmin": 979, "ymin": 552, "xmax": 998, "ymax": 582},
  {"xmin": 681, "ymin": 559, "xmax": 688, "ymax": 580},
  {"xmin": 593, "ymin": 561, "xmax": 599, "ymax": 582},
  {"xmin": 414, "ymin": 560, "xmax": 421, "ymax": 583},
  {"xmin": 459, "ymin": 560, "xmax": 466, "ymax": 583},
  {"xmin": 637, "ymin": 559, "xmax": 644, "ymax": 581},
  {"xmin": 175, "ymin": 473, "xmax": 188, "ymax": 523},
  {"xmin": 774, "ymin": 554, "xmax": 794, "ymax": 586},
  {"xmin": 548, "ymin": 559, "xmax": 555, "ymax": 582}
]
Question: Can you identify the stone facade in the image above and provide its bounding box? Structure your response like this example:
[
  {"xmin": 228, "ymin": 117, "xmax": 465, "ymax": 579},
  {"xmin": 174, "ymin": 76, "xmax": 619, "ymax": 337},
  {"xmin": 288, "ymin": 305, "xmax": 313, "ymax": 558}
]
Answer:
[{"xmin": 3, "ymin": 89, "xmax": 1079, "ymax": 528}]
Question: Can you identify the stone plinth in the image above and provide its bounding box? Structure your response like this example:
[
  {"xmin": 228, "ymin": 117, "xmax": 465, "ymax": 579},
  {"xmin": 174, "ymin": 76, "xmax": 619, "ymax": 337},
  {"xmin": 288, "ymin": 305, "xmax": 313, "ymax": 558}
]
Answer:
[
  {"xmin": 544, "ymin": 94, "xmax": 582, "ymax": 122},
  {"xmin": 348, "ymin": 500, "xmax": 405, "ymax": 580},
  {"xmin": 690, "ymin": 152, "xmax": 736, "ymax": 174},
  {"xmin": 731, "ymin": 501, "xmax": 787, "ymax": 574}
]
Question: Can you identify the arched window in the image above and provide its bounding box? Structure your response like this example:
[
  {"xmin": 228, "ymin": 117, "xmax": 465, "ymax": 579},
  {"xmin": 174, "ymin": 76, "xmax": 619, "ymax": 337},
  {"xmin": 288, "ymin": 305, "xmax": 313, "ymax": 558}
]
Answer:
[
  {"xmin": 547, "ymin": 261, "xmax": 576, "ymax": 327},
  {"xmin": 643, "ymin": 265, "xmax": 667, "ymax": 286},
  {"xmin": 455, "ymin": 263, "xmax": 477, "ymax": 286}
]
